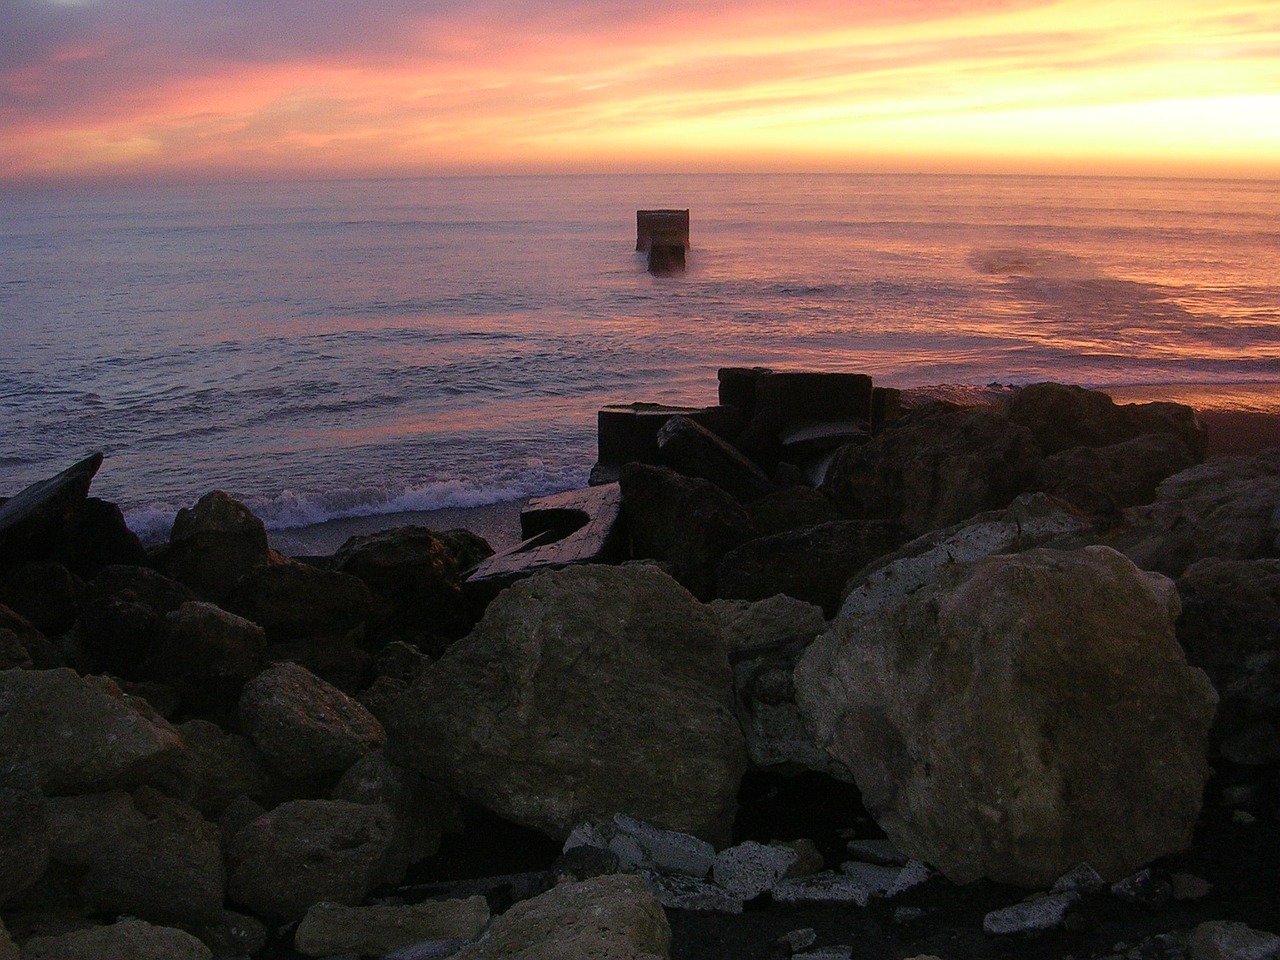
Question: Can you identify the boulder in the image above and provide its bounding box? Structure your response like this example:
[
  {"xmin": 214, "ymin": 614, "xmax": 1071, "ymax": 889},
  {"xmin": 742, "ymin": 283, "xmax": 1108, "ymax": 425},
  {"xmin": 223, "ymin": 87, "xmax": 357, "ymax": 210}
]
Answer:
[
  {"xmin": 656, "ymin": 415, "xmax": 776, "ymax": 501},
  {"xmin": 746, "ymin": 486, "xmax": 839, "ymax": 537},
  {"xmin": 225, "ymin": 798, "xmax": 398, "ymax": 921},
  {"xmin": 1188, "ymin": 921, "xmax": 1280, "ymax": 960},
  {"xmin": 1032, "ymin": 432, "xmax": 1198, "ymax": 518},
  {"xmin": 238, "ymin": 661, "xmax": 386, "ymax": 780},
  {"xmin": 224, "ymin": 559, "xmax": 371, "ymax": 645},
  {"xmin": 710, "ymin": 595, "xmax": 826, "ymax": 655},
  {"xmin": 0, "ymin": 560, "xmax": 85, "ymax": 636},
  {"xmin": 715, "ymin": 520, "xmax": 908, "ymax": 616},
  {"xmin": 381, "ymin": 564, "xmax": 745, "ymax": 846},
  {"xmin": 46, "ymin": 786, "xmax": 225, "ymax": 925},
  {"xmin": 0, "ymin": 766, "xmax": 48, "ymax": 905},
  {"xmin": 76, "ymin": 589, "xmax": 164, "ymax": 677},
  {"xmin": 45, "ymin": 497, "xmax": 149, "ymax": 578},
  {"xmin": 1003, "ymin": 383, "xmax": 1207, "ymax": 458},
  {"xmin": 162, "ymin": 491, "xmax": 273, "ymax": 602},
  {"xmin": 0, "ymin": 452, "xmax": 102, "ymax": 563},
  {"xmin": 0, "ymin": 603, "xmax": 45, "ymax": 670},
  {"xmin": 450, "ymin": 874, "xmax": 670, "ymax": 960},
  {"xmin": 822, "ymin": 405, "xmax": 1042, "ymax": 536},
  {"xmin": 1176, "ymin": 558, "xmax": 1280, "ymax": 754},
  {"xmin": 20, "ymin": 918, "xmax": 212, "ymax": 960},
  {"xmin": 795, "ymin": 546, "xmax": 1216, "ymax": 887},
  {"xmin": 152, "ymin": 719, "xmax": 272, "ymax": 818},
  {"xmin": 620, "ymin": 462, "xmax": 756, "ymax": 599},
  {"xmin": 87, "ymin": 564, "xmax": 197, "ymax": 612},
  {"xmin": 294, "ymin": 898, "xmax": 490, "ymax": 957},
  {"xmin": 142, "ymin": 601, "xmax": 266, "ymax": 715},
  {"xmin": 1108, "ymin": 449, "xmax": 1280, "ymax": 576},
  {"xmin": 0, "ymin": 668, "xmax": 184, "ymax": 794},
  {"xmin": 333, "ymin": 526, "xmax": 472, "ymax": 655}
]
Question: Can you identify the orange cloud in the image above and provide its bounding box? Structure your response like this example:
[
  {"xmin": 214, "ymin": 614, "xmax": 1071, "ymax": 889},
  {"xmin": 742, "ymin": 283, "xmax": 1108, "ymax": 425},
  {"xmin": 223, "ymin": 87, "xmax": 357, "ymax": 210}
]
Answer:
[{"xmin": 2, "ymin": 0, "xmax": 1277, "ymax": 182}]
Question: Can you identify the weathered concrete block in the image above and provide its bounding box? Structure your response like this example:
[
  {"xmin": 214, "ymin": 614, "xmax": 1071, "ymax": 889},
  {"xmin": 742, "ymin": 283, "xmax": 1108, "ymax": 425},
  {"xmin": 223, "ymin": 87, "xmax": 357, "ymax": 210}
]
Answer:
[{"xmin": 636, "ymin": 209, "xmax": 689, "ymax": 251}]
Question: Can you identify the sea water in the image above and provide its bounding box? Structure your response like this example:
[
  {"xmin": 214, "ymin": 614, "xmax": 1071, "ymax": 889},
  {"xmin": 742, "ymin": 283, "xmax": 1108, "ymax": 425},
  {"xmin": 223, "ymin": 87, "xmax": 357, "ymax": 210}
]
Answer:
[{"xmin": 2, "ymin": 173, "xmax": 1277, "ymax": 541}]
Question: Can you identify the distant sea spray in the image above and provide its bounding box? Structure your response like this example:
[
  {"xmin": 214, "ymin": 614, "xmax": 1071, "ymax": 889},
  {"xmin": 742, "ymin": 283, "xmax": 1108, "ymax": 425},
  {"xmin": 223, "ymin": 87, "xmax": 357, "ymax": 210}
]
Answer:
[{"xmin": 2, "ymin": 173, "xmax": 1277, "ymax": 542}]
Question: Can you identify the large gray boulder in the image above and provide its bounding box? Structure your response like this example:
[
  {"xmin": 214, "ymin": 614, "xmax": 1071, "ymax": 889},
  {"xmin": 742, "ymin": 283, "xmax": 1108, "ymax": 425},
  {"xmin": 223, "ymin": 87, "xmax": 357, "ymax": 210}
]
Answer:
[
  {"xmin": 382, "ymin": 564, "xmax": 745, "ymax": 846},
  {"xmin": 226, "ymin": 798, "xmax": 398, "ymax": 921},
  {"xmin": 21, "ymin": 919, "xmax": 212, "ymax": 960},
  {"xmin": 451, "ymin": 873, "xmax": 670, "ymax": 960},
  {"xmin": 162, "ymin": 491, "xmax": 273, "ymax": 602},
  {"xmin": 0, "ymin": 668, "xmax": 183, "ymax": 794},
  {"xmin": 143, "ymin": 601, "xmax": 266, "ymax": 713},
  {"xmin": 238, "ymin": 661, "xmax": 386, "ymax": 780},
  {"xmin": 1031, "ymin": 432, "xmax": 1198, "ymax": 518},
  {"xmin": 1107, "ymin": 449, "xmax": 1280, "ymax": 576},
  {"xmin": 0, "ymin": 766, "xmax": 48, "ymax": 905},
  {"xmin": 795, "ymin": 546, "xmax": 1216, "ymax": 887}
]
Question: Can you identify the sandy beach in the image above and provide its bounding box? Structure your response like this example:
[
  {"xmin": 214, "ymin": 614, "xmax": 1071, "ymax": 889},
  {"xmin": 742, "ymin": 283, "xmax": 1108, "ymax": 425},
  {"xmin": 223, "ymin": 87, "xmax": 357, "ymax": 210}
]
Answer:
[{"xmin": 266, "ymin": 383, "xmax": 1279, "ymax": 560}]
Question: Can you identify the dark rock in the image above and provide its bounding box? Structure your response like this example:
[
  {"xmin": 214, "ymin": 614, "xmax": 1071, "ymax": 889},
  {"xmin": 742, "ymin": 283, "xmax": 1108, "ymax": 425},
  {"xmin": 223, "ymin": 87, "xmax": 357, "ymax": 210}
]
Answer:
[
  {"xmin": 796, "ymin": 546, "xmax": 1216, "ymax": 887},
  {"xmin": 746, "ymin": 486, "xmax": 839, "ymax": 537},
  {"xmin": 381, "ymin": 564, "xmax": 746, "ymax": 846},
  {"xmin": 87, "ymin": 564, "xmax": 196, "ymax": 612},
  {"xmin": 238, "ymin": 661, "xmax": 386, "ymax": 780},
  {"xmin": 142, "ymin": 601, "xmax": 266, "ymax": 718},
  {"xmin": 161, "ymin": 491, "xmax": 273, "ymax": 602},
  {"xmin": 620, "ymin": 462, "xmax": 756, "ymax": 600},
  {"xmin": 1004, "ymin": 383, "xmax": 1207, "ymax": 457},
  {"xmin": 20, "ymin": 918, "xmax": 213, "ymax": 960},
  {"xmin": 0, "ymin": 603, "xmax": 47, "ymax": 670},
  {"xmin": 715, "ymin": 520, "xmax": 908, "ymax": 617},
  {"xmin": 657, "ymin": 415, "xmax": 776, "ymax": 502},
  {"xmin": 333, "ymin": 526, "xmax": 471, "ymax": 656},
  {"xmin": 1032, "ymin": 432, "xmax": 1198, "ymax": 518},
  {"xmin": 0, "ymin": 766, "xmax": 49, "ymax": 905},
  {"xmin": 0, "ymin": 453, "xmax": 102, "ymax": 564},
  {"xmin": 591, "ymin": 403, "xmax": 742, "ymax": 486},
  {"xmin": 434, "ymin": 528, "xmax": 495, "ymax": 572},
  {"xmin": 0, "ymin": 561, "xmax": 86, "ymax": 636},
  {"xmin": 151, "ymin": 719, "xmax": 272, "ymax": 818},
  {"xmin": 1176, "ymin": 558, "xmax": 1280, "ymax": 752},
  {"xmin": 76, "ymin": 591, "xmax": 163, "ymax": 677},
  {"xmin": 225, "ymin": 798, "xmax": 398, "ymax": 921},
  {"xmin": 822, "ymin": 405, "xmax": 1042, "ymax": 536},
  {"xmin": 49, "ymin": 498, "xmax": 148, "ymax": 578},
  {"xmin": 466, "ymin": 484, "xmax": 626, "ymax": 606},
  {"xmin": 224, "ymin": 559, "xmax": 371, "ymax": 645}
]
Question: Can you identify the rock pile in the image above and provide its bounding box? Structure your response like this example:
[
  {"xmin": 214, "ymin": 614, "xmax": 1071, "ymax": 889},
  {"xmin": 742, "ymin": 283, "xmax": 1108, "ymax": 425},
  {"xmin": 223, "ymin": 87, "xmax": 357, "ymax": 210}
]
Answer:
[{"xmin": 1, "ymin": 377, "xmax": 1276, "ymax": 959}]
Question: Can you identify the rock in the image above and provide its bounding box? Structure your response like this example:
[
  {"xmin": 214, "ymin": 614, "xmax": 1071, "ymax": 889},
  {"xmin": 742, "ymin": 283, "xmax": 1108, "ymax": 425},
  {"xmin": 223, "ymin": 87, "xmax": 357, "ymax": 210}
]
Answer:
[
  {"xmin": 1110, "ymin": 867, "xmax": 1172, "ymax": 908},
  {"xmin": 87, "ymin": 563, "xmax": 197, "ymax": 611},
  {"xmin": 151, "ymin": 719, "xmax": 272, "ymax": 818},
  {"xmin": 224, "ymin": 560, "xmax": 371, "ymax": 645},
  {"xmin": 0, "ymin": 765, "xmax": 48, "ymax": 905},
  {"xmin": 656, "ymin": 414, "xmax": 776, "ymax": 501},
  {"xmin": 1050, "ymin": 862, "xmax": 1107, "ymax": 894},
  {"xmin": 0, "ymin": 667, "xmax": 184, "ymax": 794},
  {"xmin": 450, "ymin": 874, "xmax": 670, "ymax": 960},
  {"xmin": 1004, "ymin": 382, "xmax": 1206, "ymax": 457},
  {"xmin": 1176, "ymin": 558, "xmax": 1280, "ymax": 751},
  {"xmin": 845, "ymin": 838, "xmax": 908, "ymax": 867},
  {"xmin": 0, "ymin": 603, "xmax": 43, "ymax": 670},
  {"xmin": 192, "ymin": 910, "xmax": 268, "ymax": 960},
  {"xmin": 1111, "ymin": 450, "xmax": 1280, "ymax": 576},
  {"xmin": 0, "ymin": 453, "xmax": 102, "ymax": 563},
  {"xmin": 602, "ymin": 814, "xmax": 717, "ymax": 877},
  {"xmin": 620, "ymin": 462, "xmax": 756, "ymax": 600},
  {"xmin": 795, "ymin": 546, "xmax": 1217, "ymax": 887},
  {"xmin": 713, "ymin": 840, "xmax": 799, "ymax": 900},
  {"xmin": 1188, "ymin": 921, "xmax": 1280, "ymax": 960},
  {"xmin": 1170, "ymin": 872, "xmax": 1214, "ymax": 901},
  {"xmin": 715, "ymin": 520, "xmax": 908, "ymax": 616},
  {"xmin": 49, "ymin": 786, "xmax": 225, "ymax": 925},
  {"xmin": 772, "ymin": 872, "xmax": 878, "ymax": 907},
  {"xmin": 822, "ymin": 405, "xmax": 1042, "ymax": 536},
  {"xmin": 554, "ymin": 844, "xmax": 621, "ymax": 883},
  {"xmin": 0, "ymin": 560, "xmax": 85, "ymax": 636},
  {"xmin": 294, "ymin": 899, "xmax": 490, "ymax": 957},
  {"xmin": 711, "ymin": 595, "xmax": 826, "ymax": 655},
  {"xmin": 1032, "ymin": 432, "xmax": 1198, "ymax": 518},
  {"xmin": 837, "ymin": 492, "xmax": 1094, "ymax": 620},
  {"xmin": 238, "ymin": 661, "xmax": 386, "ymax": 780},
  {"xmin": 143, "ymin": 601, "xmax": 266, "ymax": 714},
  {"xmin": 20, "ymin": 918, "xmax": 213, "ymax": 960},
  {"xmin": 747, "ymin": 486, "xmax": 840, "ymax": 537},
  {"xmin": 46, "ymin": 496, "xmax": 149, "ymax": 578},
  {"xmin": 982, "ymin": 892, "xmax": 1080, "ymax": 935},
  {"xmin": 331, "ymin": 751, "xmax": 450, "ymax": 875},
  {"xmin": 0, "ymin": 920, "xmax": 16, "ymax": 960},
  {"xmin": 435, "ymin": 528, "xmax": 495, "ymax": 572},
  {"xmin": 334, "ymin": 526, "xmax": 472, "ymax": 655},
  {"xmin": 225, "ymin": 798, "xmax": 397, "ymax": 921},
  {"xmin": 382, "ymin": 564, "xmax": 745, "ymax": 846},
  {"xmin": 162, "ymin": 491, "xmax": 273, "ymax": 602},
  {"xmin": 641, "ymin": 871, "xmax": 743, "ymax": 913}
]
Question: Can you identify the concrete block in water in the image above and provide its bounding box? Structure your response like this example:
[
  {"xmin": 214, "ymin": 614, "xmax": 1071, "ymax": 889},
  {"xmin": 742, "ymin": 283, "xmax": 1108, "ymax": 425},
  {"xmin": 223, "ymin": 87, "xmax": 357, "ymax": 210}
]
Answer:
[{"xmin": 636, "ymin": 209, "xmax": 689, "ymax": 251}]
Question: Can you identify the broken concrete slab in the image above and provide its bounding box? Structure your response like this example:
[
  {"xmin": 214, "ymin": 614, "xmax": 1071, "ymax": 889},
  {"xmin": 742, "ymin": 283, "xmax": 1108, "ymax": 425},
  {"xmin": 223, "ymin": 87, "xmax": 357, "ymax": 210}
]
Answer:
[{"xmin": 657, "ymin": 415, "xmax": 775, "ymax": 502}]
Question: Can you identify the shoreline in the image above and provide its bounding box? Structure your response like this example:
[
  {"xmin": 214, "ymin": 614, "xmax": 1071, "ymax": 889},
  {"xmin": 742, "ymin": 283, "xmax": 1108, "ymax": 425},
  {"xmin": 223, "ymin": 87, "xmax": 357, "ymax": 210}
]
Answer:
[{"xmin": 266, "ymin": 383, "xmax": 1280, "ymax": 560}]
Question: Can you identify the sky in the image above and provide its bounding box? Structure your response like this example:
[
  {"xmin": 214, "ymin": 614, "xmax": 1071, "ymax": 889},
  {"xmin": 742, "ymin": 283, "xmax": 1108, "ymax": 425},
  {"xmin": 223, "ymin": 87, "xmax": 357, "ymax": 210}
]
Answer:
[{"xmin": 2, "ymin": 0, "xmax": 1279, "ymax": 184}]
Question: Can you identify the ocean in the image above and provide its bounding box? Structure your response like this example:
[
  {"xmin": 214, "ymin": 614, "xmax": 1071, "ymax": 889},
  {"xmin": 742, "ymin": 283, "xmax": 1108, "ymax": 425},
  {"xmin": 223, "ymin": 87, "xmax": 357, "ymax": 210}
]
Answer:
[{"xmin": 2, "ymin": 173, "xmax": 1277, "ymax": 543}]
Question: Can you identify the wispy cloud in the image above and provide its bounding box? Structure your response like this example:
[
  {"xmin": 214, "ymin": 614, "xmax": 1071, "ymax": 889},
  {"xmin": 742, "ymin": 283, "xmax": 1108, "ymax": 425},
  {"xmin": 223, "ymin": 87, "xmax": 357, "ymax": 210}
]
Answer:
[{"xmin": 2, "ymin": 0, "xmax": 1277, "ymax": 182}]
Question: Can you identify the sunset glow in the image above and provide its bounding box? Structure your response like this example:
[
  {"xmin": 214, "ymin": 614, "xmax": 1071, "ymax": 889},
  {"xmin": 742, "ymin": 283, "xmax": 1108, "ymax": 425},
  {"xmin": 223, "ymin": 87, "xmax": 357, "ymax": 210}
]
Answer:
[{"xmin": 3, "ymin": 0, "xmax": 1278, "ymax": 184}]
